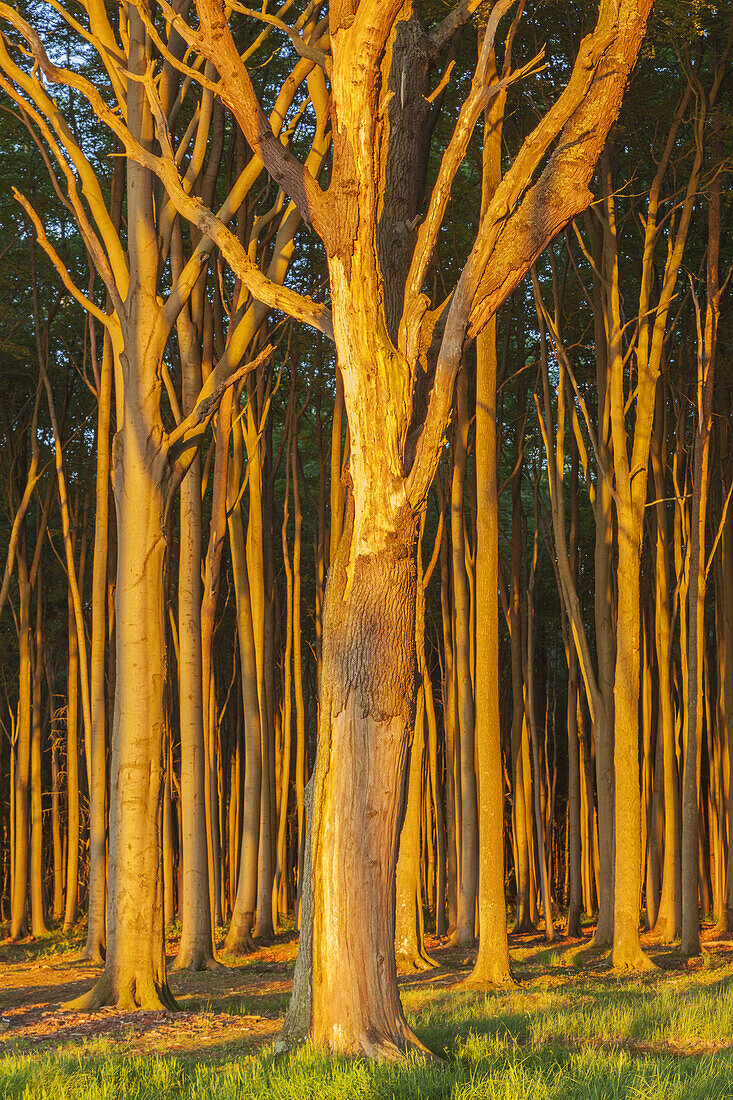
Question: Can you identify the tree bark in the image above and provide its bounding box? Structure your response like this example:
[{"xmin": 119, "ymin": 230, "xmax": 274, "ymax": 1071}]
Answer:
[
  {"xmin": 63, "ymin": 581, "xmax": 80, "ymax": 931},
  {"xmin": 10, "ymin": 549, "xmax": 32, "ymax": 941},
  {"xmin": 280, "ymin": 498, "xmax": 430, "ymax": 1058},
  {"xmin": 451, "ymin": 367, "xmax": 478, "ymax": 947}
]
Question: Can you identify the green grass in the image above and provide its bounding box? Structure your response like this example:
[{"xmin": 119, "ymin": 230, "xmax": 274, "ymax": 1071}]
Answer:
[{"xmin": 2, "ymin": 943, "xmax": 733, "ymax": 1099}]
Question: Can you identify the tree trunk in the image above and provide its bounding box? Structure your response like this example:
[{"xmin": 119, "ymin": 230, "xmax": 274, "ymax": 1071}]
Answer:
[
  {"xmin": 226, "ymin": 414, "xmax": 262, "ymax": 954},
  {"xmin": 63, "ymin": 586, "xmax": 79, "ymax": 932},
  {"xmin": 611, "ymin": 515, "xmax": 653, "ymax": 969},
  {"xmin": 172, "ymin": 363, "xmax": 217, "ymax": 972},
  {"xmin": 469, "ymin": 314, "xmax": 512, "ymax": 984},
  {"xmin": 566, "ymin": 424, "xmax": 583, "ymax": 938},
  {"xmin": 280, "ymin": 498, "xmax": 430, "ymax": 1058},
  {"xmin": 509, "ymin": 390, "xmax": 533, "ymax": 933},
  {"xmin": 10, "ymin": 549, "xmax": 32, "ymax": 941},
  {"xmin": 439, "ymin": 510, "xmax": 458, "ymax": 932},
  {"xmin": 651, "ymin": 395, "xmax": 681, "ymax": 940},
  {"xmin": 50, "ymin": 686, "xmax": 64, "ymax": 923},
  {"xmin": 395, "ymin": 682, "xmax": 434, "ymax": 971},
  {"xmin": 85, "ymin": 335, "xmax": 113, "ymax": 963},
  {"xmin": 30, "ymin": 570, "xmax": 48, "ymax": 937},
  {"xmin": 450, "ymin": 367, "xmax": 478, "ymax": 946},
  {"xmin": 69, "ymin": 415, "xmax": 176, "ymax": 1010}
]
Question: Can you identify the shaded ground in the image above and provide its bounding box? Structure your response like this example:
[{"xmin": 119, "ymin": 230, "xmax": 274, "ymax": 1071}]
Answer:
[
  {"xmin": 2, "ymin": 922, "xmax": 733, "ymax": 1066},
  {"xmin": 0, "ymin": 930, "xmax": 291, "ymax": 1059}
]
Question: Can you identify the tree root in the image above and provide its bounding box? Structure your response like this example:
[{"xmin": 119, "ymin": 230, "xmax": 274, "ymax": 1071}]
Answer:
[
  {"xmin": 275, "ymin": 1030, "xmax": 441, "ymax": 1065},
  {"xmin": 462, "ymin": 964, "xmax": 517, "ymax": 990},
  {"xmin": 395, "ymin": 947, "xmax": 438, "ymax": 973},
  {"xmin": 81, "ymin": 945, "xmax": 106, "ymax": 965},
  {"xmin": 63, "ymin": 969, "xmax": 179, "ymax": 1012},
  {"xmin": 169, "ymin": 948, "xmax": 222, "ymax": 973},
  {"xmin": 512, "ymin": 916, "xmax": 537, "ymax": 935},
  {"xmin": 224, "ymin": 929, "xmax": 256, "ymax": 955},
  {"xmin": 448, "ymin": 928, "xmax": 475, "ymax": 949},
  {"xmin": 611, "ymin": 943, "xmax": 657, "ymax": 972},
  {"xmin": 589, "ymin": 930, "xmax": 613, "ymax": 951}
]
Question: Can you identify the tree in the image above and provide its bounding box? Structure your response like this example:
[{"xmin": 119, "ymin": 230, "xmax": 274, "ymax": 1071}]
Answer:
[{"xmin": 158, "ymin": 0, "xmax": 652, "ymax": 1055}]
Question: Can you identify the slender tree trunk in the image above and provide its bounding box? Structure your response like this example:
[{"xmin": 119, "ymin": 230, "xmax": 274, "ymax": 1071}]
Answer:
[
  {"xmin": 292, "ymin": 418, "xmax": 307, "ymax": 917},
  {"xmin": 50, "ymin": 685, "xmax": 64, "ymax": 924},
  {"xmin": 172, "ymin": 337, "xmax": 217, "ymax": 971},
  {"xmin": 719, "ymin": 474, "xmax": 733, "ymax": 932},
  {"xmin": 395, "ymin": 679, "xmax": 434, "ymax": 971},
  {"xmin": 451, "ymin": 368, "xmax": 478, "ymax": 947},
  {"xmin": 226, "ymin": 413, "xmax": 262, "ymax": 954},
  {"xmin": 274, "ymin": 409, "xmax": 293, "ymax": 930},
  {"xmin": 509, "ymin": 383, "xmax": 533, "ymax": 933},
  {"xmin": 162, "ymin": 728, "xmax": 175, "ymax": 929},
  {"xmin": 10, "ymin": 549, "xmax": 32, "ymax": 941},
  {"xmin": 245, "ymin": 393, "xmax": 274, "ymax": 940},
  {"xmin": 469, "ymin": 57, "xmax": 513, "ymax": 979},
  {"xmin": 566, "ymin": 424, "xmax": 583, "ymax": 938},
  {"xmin": 63, "ymin": 585, "xmax": 80, "ymax": 931},
  {"xmin": 526, "ymin": 481, "xmax": 555, "ymax": 943},
  {"xmin": 469, "ymin": 312, "xmax": 512, "ymax": 982},
  {"xmin": 681, "ymin": 140, "xmax": 720, "ymax": 956},
  {"xmin": 85, "ymin": 335, "xmax": 112, "ymax": 963},
  {"xmin": 30, "ymin": 569, "xmax": 48, "ymax": 937},
  {"xmin": 651, "ymin": 395, "xmax": 681, "ymax": 940},
  {"xmin": 439, "ymin": 509, "xmax": 458, "ymax": 932},
  {"xmin": 590, "ymin": 235, "xmax": 616, "ymax": 949}
]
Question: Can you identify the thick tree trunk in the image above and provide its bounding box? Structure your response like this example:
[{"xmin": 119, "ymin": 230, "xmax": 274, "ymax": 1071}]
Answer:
[{"xmin": 280, "ymin": 498, "xmax": 430, "ymax": 1058}]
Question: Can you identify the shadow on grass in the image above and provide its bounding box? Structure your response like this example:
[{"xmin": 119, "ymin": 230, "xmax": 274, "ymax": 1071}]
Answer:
[{"xmin": 2, "ymin": 1022, "xmax": 733, "ymax": 1100}]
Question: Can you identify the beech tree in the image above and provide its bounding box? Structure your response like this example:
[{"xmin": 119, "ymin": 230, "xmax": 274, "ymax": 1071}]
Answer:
[{"xmin": 140, "ymin": 0, "xmax": 653, "ymax": 1056}]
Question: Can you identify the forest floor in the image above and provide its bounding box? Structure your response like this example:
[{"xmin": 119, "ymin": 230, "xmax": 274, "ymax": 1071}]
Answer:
[{"xmin": 1, "ymin": 921, "xmax": 733, "ymax": 1098}]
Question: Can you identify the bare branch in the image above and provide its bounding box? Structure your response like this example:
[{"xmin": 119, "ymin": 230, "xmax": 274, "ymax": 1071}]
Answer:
[
  {"xmin": 429, "ymin": 0, "xmax": 482, "ymax": 52},
  {"xmin": 14, "ymin": 191, "xmax": 117, "ymax": 332},
  {"xmin": 168, "ymin": 343, "xmax": 275, "ymax": 466},
  {"xmin": 228, "ymin": 0, "xmax": 330, "ymax": 73}
]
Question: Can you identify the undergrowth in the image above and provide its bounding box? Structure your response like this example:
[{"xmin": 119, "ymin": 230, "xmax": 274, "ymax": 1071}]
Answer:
[{"xmin": 1, "ymin": 937, "xmax": 732, "ymax": 1099}]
